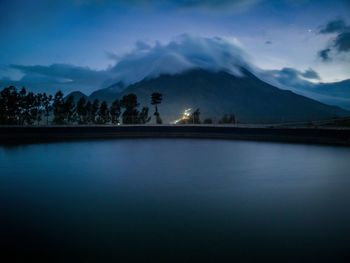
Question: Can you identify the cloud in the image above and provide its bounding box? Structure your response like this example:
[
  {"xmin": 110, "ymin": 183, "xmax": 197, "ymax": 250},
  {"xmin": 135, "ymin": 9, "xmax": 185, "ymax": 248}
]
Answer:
[
  {"xmin": 318, "ymin": 48, "xmax": 332, "ymax": 62},
  {"xmin": 2, "ymin": 34, "xmax": 328, "ymax": 97},
  {"xmin": 272, "ymin": 67, "xmax": 320, "ymax": 81},
  {"xmin": 108, "ymin": 34, "xmax": 252, "ymax": 85},
  {"xmin": 319, "ymin": 18, "xmax": 349, "ymax": 34},
  {"xmin": 1, "ymin": 35, "xmax": 252, "ymax": 94},
  {"xmin": 318, "ymin": 18, "xmax": 350, "ymax": 61},
  {"xmin": 334, "ymin": 32, "xmax": 350, "ymax": 52},
  {"xmin": 75, "ymin": 0, "xmax": 262, "ymax": 12},
  {"xmin": 257, "ymin": 67, "xmax": 321, "ymax": 93},
  {"xmin": 301, "ymin": 68, "xmax": 320, "ymax": 80},
  {"xmin": 1, "ymin": 64, "xmax": 113, "ymax": 94}
]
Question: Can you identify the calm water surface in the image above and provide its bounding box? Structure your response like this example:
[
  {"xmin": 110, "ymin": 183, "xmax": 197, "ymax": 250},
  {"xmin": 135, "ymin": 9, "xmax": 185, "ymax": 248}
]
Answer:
[{"xmin": 1, "ymin": 139, "xmax": 350, "ymax": 262}]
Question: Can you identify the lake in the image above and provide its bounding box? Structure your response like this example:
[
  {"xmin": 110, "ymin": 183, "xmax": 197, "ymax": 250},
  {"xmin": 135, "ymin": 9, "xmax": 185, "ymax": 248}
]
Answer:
[{"xmin": 1, "ymin": 139, "xmax": 350, "ymax": 262}]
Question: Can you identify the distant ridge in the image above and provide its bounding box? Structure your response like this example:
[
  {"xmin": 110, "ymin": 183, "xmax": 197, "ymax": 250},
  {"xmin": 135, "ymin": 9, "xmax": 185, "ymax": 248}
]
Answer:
[{"xmin": 65, "ymin": 91, "xmax": 88, "ymax": 102}]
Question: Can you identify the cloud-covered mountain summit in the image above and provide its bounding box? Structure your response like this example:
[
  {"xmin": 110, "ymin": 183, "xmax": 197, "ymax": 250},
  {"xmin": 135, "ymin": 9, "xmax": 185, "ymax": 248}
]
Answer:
[
  {"xmin": 1, "ymin": 34, "xmax": 349, "ymax": 110},
  {"xmin": 2, "ymin": 35, "xmax": 252, "ymax": 93},
  {"xmin": 107, "ymin": 35, "xmax": 251, "ymax": 85}
]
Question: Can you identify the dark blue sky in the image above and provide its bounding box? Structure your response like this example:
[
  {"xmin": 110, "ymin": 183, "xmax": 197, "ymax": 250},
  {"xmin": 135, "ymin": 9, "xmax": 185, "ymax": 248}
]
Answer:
[{"xmin": 0, "ymin": 0, "xmax": 349, "ymax": 93}]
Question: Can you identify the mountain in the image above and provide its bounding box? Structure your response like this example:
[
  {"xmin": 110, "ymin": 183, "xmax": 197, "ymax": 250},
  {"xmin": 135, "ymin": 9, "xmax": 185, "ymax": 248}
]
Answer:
[
  {"xmin": 88, "ymin": 69, "xmax": 349, "ymax": 123},
  {"xmin": 89, "ymin": 82, "xmax": 124, "ymax": 102},
  {"xmin": 65, "ymin": 91, "xmax": 88, "ymax": 103}
]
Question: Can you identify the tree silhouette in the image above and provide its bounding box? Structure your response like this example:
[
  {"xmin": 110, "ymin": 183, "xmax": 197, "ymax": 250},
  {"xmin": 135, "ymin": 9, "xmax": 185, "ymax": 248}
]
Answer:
[
  {"xmin": 219, "ymin": 114, "xmax": 236, "ymax": 124},
  {"xmin": 203, "ymin": 118, "xmax": 213, "ymax": 124},
  {"xmin": 0, "ymin": 86, "xmax": 19, "ymax": 124},
  {"xmin": 97, "ymin": 101, "xmax": 110, "ymax": 124},
  {"xmin": 23, "ymin": 92, "xmax": 36, "ymax": 125},
  {"xmin": 151, "ymin": 92, "xmax": 163, "ymax": 124},
  {"xmin": 85, "ymin": 101, "xmax": 93, "ymax": 124},
  {"xmin": 91, "ymin": 99, "xmax": 100, "ymax": 124},
  {"xmin": 53, "ymin": 91, "xmax": 65, "ymax": 124},
  {"xmin": 138, "ymin": 107, "xmax": 151, "ymax": 124},
  {"xmin": 110, "ymin": 99, "xmax": 121, "ymax": 124},
  {"xmin": 18, "ymin": 87, "xmax": 27, "ymax": 125},
  {"xmin": 0, "ymin": 87, "xmax": 153, "ymax": 126},
  {"xmin": 42, "ymin": 93, "xmax": 53, "ymax": 125},
  {"xmin": 63, "ymin": 95, "xmax": 75, "ymax": 124},
  {"xmin": 189, "ymin": 108, "xmax": 201, "ymax": 124},
  {"xmin": 33, "ymin": 93, "xmax": 43, "ymax": 125},
  {"xmin": 120, "ymin": 93, "xmax": 139, "ymax": 124},
  {"xmin": 76, "ymin": 97, "xmax": 87, "ymax": 124}
]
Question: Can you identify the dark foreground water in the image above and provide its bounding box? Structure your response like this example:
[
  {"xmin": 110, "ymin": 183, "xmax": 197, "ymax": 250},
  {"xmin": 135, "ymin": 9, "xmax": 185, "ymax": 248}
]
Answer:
[{"xmin": 1, "ymin": 139, "xmax": 350, "ymax": 262}]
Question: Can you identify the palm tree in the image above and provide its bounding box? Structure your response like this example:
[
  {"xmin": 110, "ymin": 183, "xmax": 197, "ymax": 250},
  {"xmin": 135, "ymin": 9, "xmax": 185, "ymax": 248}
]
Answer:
[{"xmin": 151, "ymin": 92, "xmax": 163, "ymax": 124}]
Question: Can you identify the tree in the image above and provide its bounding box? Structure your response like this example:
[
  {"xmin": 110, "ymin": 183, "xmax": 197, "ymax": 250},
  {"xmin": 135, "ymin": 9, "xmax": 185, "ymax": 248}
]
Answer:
[
  {"xmin": 85, "ymin": 101, "xmax": 93, "ymax": 124},
  {"xmin": 0, "ymin": 89, "xmax": 6, "ymax": 124},
  {"xmin": 219, "ymin": 114, "xmax": 236, "ymax": 124},
  {"xmin": 138, "ymin": 107, "xmax": 151, "ymax": 124},
  {"xmin": 63, "ymin": 95, "xmax": 76, "ymax": 124},
  {"xmin": 76, "ymin": 97, "xmax": 87, "ymax": 124},
  {"xmin": 120, "ymin": 93, "xmax": 139, "ymax": 124},
  {"xmin": 151, "ymin": 92, "xmax": 163, "ymax": 124},
  {"xmin": 42, "ymin": 93, "xmax": 53, "ymax": 125},
  {"xmin": 23, "ymin": 92, "xmax": 36, "ymax": 125},
  {"xmin": 189, "ymin": 108, "xmax": 201, "ymax": 124},
  {"xmin": 0, "ymin": 86, "xmax": 19, "ymax": 124},
  {"xmin": 18, "ymin": 87, "xmax": 27, "ymax": 125},
  {"xmin": 91, "ymin": 99, "xmax": 100, "ymax": 124},
  {"xmin": 203, "ymin": 118, "xmax": 213, "ymax": 124},
  {"xmin": 32, "ymin": 93, "xmax": 43, "ymax": 125},
  {"xmin": 97, "ymin": 101, "xmax": 110, "ymax": 124},
  {"xmin": 110, "ymin": 99, "xmax": 121, "ymax": 124},
  {"xmin": 53, "ymin": 91, "xmax": 65, "ymax": 124}
]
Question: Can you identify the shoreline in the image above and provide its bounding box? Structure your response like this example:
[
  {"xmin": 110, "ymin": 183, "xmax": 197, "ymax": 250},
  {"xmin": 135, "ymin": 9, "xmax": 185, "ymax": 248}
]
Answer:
[{"xmin": 1, "ymin": 125, "xmax": 350, "ymax": 146}]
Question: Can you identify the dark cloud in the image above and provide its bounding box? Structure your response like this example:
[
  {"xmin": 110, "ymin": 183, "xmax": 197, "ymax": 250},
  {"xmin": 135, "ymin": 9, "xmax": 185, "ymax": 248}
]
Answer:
[
  {"xmin": 319, "ymin": 18, "xmax": 349, "ymax": 34},
  {"xmin": 317, "ymin": 18, "xmax": 350, "ymax": 61},
  {"xmin": 318, "ymin": 48, "xmax": 332, "ymax": 62},
  {"xmin": 334, "ymin": 32, "xmax": 350, "ymax": 52},
  {"xmin": 265, "ymin": 40, "xmax": 272, "ymax": 45},
  {"xmin": 301, "ymin": 69, "xmax": 320, "ymax": 80},
  {"xmin": 76, "ymin": 0, "xmax": 262, "ymax": 11},
  {"xmin": 259, "ymin": 67, "xmax": 321, "ymax": 90},
  {"xmin": 278, "ymin": 68, "xmax": 320, "ymax": 81}
]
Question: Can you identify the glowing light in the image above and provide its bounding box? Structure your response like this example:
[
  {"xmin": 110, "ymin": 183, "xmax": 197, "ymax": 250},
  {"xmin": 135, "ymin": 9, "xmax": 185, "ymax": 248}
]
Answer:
[{"xmin": 172, "ymin": 108, "xmax": 192, "ymax": 124}]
